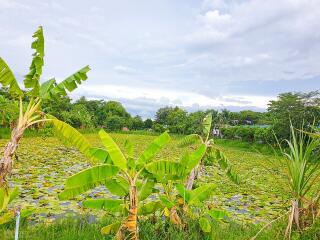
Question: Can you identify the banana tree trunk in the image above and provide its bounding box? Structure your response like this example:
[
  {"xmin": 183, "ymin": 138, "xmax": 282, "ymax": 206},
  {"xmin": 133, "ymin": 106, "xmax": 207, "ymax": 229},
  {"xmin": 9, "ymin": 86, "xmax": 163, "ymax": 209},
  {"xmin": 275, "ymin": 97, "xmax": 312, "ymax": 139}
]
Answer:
[
  {"xmin": 185, "ymin": 164, "xmax": 200, "ymax": 190},
  {"xmin": 170, "ymin": 206, "xmax": 182, "ymax": 225},
  {"xmin": 0, "ymin": 127, "xmax": 24, "ymax": 185},
  {"xmin": 124, "ymin": 184, "xmax": 138, "ymax": 240}
]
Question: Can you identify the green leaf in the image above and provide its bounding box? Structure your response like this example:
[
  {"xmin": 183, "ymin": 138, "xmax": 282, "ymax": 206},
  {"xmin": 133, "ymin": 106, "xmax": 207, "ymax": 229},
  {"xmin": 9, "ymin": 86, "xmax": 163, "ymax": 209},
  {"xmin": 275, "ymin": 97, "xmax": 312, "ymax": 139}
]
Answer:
[
  {"xmin": 199, "ymin": 217, "xmax": 211, "ymax": 233},
  {"xmin": 124, "ymin": 139, "xmax": 134, "ymax": 158},
  {"xmin": 105, "ymin": 177, "xmax": 129, "ymax": 197},
  {"xmin": 188, "ymin": 184, "xmax": 215, "ymax": 205},
  {"xmin": 82, "ymin": 199, "xmax": 123, "ymax": 212},
  {"xmin": 39, "ymin": 78, "xmax": 55, "ymax": 99},
  {"xmin": 0, "ymin": 58, "xmax": 23, "ymax": 97},
  {"xmin": 50, "ymin": 118, "xmax": 93, "ymax": 159},
  {"xmin": 176, "ymin": 184, "xmax": 190, "ymax": 203},
  {"xmin": 159, "ymin": 196, "xmax": 175, "ymax": 209},
  {"xmin": 0, "ymin": 187, "xmax": 19, "ymax": 212},
  {"xmin": 43, "ymin": 66, "xmax": 90, "ymax": 99},
  {"xmin": 139, "ymin": 201, "xmax": 163, "ymax": 215},
  {"xmin": 8, "ymin": 187, "xmax": 19, "ymax": 204},
  {"xmin": 145, "ymin": 160, "xmax": 186, "ymax": 181},
  {"xmin": 186, "ymin": 144, "xmax": 206, "ymax": 172},
  {"xmin": 59, "ymin": 164, "xmax": 119, "ymax": 200},
  {"xmin": 178, "ymin": 134, "xmax": 201, "ymax": 147},
  {"xmin": 203, "ymin": 112, "xmax": 213, "ymax": 138},
  {"xmin": 0, "ymin": 188, "xmax": 10, "ymax": 212},
  {"xmin": 24, "ymin": 26, "xmax": 44, "ymax": 96},
  {"xmin": 139, "ymin": 179, "xmax": 155, "ymax": 201},
  {"xmin": 0, "ymin": 212, "xmax": 14, "ymax": 225},
  {"xmin": 208, "ymin": 209, "xmax": 228, "ymax": 220},
  {"xmin": 101, "ymin": 222, "xmax": 121, "ymax": 235},
  {"xmin": 89, "ymin": 147, "xmax": 112, "ymax": 164},
  {"xmin": 137, "ymin": 131, "xmax": 171, "ymax": 166},
  {"xmin": 99, "ymin": 129, "xmax": 127, "ymax": 171}
]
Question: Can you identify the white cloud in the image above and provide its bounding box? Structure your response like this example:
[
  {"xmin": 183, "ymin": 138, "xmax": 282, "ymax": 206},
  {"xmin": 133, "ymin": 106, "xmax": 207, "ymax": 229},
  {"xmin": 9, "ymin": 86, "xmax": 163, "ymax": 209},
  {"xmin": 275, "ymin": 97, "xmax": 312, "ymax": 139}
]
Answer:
[
  {"xmin": 201, "ymin": 10, "xmax": 231, "ymax": 27},
  {"xmin": 114, "ymin": 65, "xmax": 138, "ymax": 74},
  {"xmin": 72, "ymin": 84, "xmax": 275, "ymax": 109}
]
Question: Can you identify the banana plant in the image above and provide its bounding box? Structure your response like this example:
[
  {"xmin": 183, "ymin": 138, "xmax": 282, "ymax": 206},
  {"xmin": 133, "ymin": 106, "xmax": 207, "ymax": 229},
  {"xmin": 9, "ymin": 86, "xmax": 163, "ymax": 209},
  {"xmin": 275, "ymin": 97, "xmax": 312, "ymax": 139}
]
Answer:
[
  {"xmin": 0, "ymin": 26, "xmax": 90, "ymax": 185},
  {"xmin": 58, "ymin": 129, "xmax": 190, "ymax": 240},
  {"xmin": 160, "ymin": 182, "xmax": 216, "ymax": 226},
  {"xmin": 179, "ymin": 112, "xmax": 240, "ymax": 190}
]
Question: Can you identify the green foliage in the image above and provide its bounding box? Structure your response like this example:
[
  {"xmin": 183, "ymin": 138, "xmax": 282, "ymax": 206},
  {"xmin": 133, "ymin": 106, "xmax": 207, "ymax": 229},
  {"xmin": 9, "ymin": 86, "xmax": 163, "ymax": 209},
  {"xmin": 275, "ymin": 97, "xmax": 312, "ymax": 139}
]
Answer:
[
  {"xmin": 98, "ymin": 130, "xmax": 127, "ymax": 170},
  {"xmin": 199, "ymin": 217, "xmax": 211, "ymax": 233},
  {"xmin": 40, "ymin": 66, "xmax": 90, "ymax": 100},
  {"xmin": 144, "ymin": 118, "xmax": 153, "ymax": 129},
  {"xmin": 60, "ymin": 104, "xmax": 93, "ymax": 129},
  {"xmin": 176, "ymin": 184, "xmax": 216, "ymax": 205},
  {"xmin": 132, "ymin": 115, "xmax": 144, "ymax": 130},
  {"xmin": 1, "ymin": 216, "xmax": 320, "ymax": 240},
  {"xmin": 178, "ymin": 134, "xmax": 201, "ymax": 147},
  {"xmin": 0, "ymin": 58, "xmax": 23, "ymax": 97},
  {"xmin": 82, "ymin": 199, "xmax": 123, "ymax": 212},
  {"xmin": 203, "ymin": 112, "xmax": 213, "ymax": 138},
  {"xmin": 24, "ymin": 26, "xmax": 44, "ymax": 96},
  {"xmin": 58, "ymin": 164, "xmax": 119, "ymax": 200},
  {"xmin": 268, "ymin": 92, "xmax": 320, "ymax": 140},
  {"xmin": 278, "ymin": 125, "xmax": 320, "ymax": 202},
  {"xmin": 137, "ymin": 131, "xmax": 171, "ymax": 165},
  {"xmin": 0, "ymin": 97, "xmax": 19, "ymax": 127},
  {"xmin": 50, "ymin": 118, "xmax": 93, "ymax": 159},
  {"xmin": 154, "ymin": 107, "xmax": 188, "ymax": 134},
  {"xmin": 57, "ymin": 127, "xmax": 178, "ymax": 238},
  {"xmin": 220, "ymin": 125, "xmax": 273, "ymax": 143}
]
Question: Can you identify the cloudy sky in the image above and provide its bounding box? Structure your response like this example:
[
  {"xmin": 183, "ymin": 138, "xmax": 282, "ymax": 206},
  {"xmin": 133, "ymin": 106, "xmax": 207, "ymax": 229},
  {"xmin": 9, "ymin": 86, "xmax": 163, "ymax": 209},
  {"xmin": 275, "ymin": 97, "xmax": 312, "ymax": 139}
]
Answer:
[{"xmin": 1, "ymin": 0, "xmax": 319, "ymax": 118}]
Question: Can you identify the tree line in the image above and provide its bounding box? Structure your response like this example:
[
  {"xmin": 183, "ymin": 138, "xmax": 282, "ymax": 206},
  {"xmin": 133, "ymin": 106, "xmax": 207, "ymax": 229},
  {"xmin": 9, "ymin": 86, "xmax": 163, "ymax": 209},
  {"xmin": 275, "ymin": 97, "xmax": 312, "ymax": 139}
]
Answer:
[{"xmin": 1, "ymin": 88, "xmax": 319, "ymax": 141}]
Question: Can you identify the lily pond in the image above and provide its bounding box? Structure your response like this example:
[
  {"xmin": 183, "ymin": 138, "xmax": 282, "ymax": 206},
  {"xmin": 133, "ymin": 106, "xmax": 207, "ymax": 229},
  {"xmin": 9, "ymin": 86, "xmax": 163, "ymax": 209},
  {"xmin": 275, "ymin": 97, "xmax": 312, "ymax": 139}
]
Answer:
[{"xmin": 1, "ymin": 133, "xmax": 290, "ymax": 225}]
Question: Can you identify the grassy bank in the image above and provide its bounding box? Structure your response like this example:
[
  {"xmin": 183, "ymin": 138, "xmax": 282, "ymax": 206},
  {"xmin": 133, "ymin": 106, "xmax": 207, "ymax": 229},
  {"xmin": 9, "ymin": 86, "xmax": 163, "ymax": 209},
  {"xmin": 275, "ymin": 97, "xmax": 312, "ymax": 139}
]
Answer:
[{"xmin": 1, "ymin": 216, "xmax": 319, "ymax": 240}]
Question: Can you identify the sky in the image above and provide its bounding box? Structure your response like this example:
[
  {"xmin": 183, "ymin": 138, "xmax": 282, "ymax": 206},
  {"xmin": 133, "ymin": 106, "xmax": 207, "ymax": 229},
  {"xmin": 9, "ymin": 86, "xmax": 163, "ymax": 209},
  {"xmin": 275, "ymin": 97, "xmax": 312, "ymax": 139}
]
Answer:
[{"xmin": 0, "ymin": 0, "xmax": 319, "ymax": 118}]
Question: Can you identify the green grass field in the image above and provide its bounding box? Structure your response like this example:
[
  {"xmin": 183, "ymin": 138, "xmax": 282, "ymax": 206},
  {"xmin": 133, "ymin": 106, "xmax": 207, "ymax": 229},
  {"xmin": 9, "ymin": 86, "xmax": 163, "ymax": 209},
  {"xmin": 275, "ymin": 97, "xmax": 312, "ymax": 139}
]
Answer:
[{"xmin": 0, "ymin": 133, "xmax": 319, "ymax": 239}]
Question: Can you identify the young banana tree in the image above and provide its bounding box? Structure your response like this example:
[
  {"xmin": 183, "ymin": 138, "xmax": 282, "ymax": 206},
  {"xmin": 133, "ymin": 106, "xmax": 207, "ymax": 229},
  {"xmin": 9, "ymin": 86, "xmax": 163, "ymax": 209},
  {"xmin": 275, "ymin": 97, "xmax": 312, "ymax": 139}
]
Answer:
[
  {"xmin": 179, "ymin": 112, "xmax": 240, "ymax": 190},
  {"xmin": 58, "ymin": 129, "xmax": 180, "ymax": 239},
  {"xmin": 144, "ymin": 145, "xmax": 210, "ymax": 225},
  {"xmin": 0, "ymin": 26, "xmax": 90, "ymax": 185},
  {"xmin": 160, "ymin": 182, "xmax": 216, "ymax": 226}
]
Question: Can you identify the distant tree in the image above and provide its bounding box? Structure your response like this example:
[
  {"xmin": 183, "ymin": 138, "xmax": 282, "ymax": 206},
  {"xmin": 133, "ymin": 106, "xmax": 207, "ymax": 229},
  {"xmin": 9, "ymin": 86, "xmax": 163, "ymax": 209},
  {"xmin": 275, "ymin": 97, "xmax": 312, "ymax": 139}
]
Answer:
[
  {"xmin": 238, "ymin": 110, "xmax": 261, "ymax": 124},
  {"xmin": 152, "ymin": 122, "xmax": 166, "ymax": 133},
  {"xmin": 42, "ymin": 96, "xmax": 72, "ymax": 120},
  {"xmin": 185, "ymin": 111, "xmax": 206, "ymax": 135},
  {"xmin": 155, "ymin": 106, "xmax": 188, "ymax": 134},
  {"xmin": 103, "ymin": 101, "xmax": 130, "ymax": 118},
  {"xmin": 268, "ymin": 91, "xmax": 320, "ymax": 140},
  {"xmin": 144, "ymin": 118, "xmax": 153, "ymax": 129},
  {"xmin": 131, "ymin": 115, "xmax": 144, "ymax": 130},
  {"xmin": 104, "ymin": 115, "xmax": 126, "ymax": 131},
  {"xmin": 0, "ymin": 96, "xmax": 19, "ymax": 128},
  {"xmin": 216, "ymin": 109, "xmax": 231, "ymax": 126},
  {"xmin": 61, "ymin": 104, "xmax": 93, "ymax": 129}
]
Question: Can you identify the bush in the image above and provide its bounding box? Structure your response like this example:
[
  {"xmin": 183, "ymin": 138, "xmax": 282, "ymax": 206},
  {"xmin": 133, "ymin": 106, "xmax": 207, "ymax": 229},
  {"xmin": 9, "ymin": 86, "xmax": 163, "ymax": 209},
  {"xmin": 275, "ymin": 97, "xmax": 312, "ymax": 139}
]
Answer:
[{"xmin": 220, "ymin": 126, "xmax": 273, "ymax": 144}]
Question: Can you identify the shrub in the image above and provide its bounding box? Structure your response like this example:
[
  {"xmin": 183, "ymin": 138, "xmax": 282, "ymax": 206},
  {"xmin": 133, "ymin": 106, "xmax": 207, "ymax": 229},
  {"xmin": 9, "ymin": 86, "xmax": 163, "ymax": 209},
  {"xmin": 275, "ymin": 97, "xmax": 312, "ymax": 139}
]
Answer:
[{"xmin": 220, "ymin": 126, "xmax": 273, "ymax": 144}]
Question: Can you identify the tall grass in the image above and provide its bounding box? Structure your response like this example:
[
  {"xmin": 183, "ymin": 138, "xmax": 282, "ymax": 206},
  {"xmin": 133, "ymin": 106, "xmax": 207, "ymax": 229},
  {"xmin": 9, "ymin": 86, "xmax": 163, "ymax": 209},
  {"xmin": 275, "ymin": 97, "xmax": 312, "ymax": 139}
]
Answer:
[
  {"xmin": 276, "ymin": 125, "xmax": 320, "ymax": 237},
  {"xmin": 0, "ymin": 216, "xmax": 319, "ymax": 240}
]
